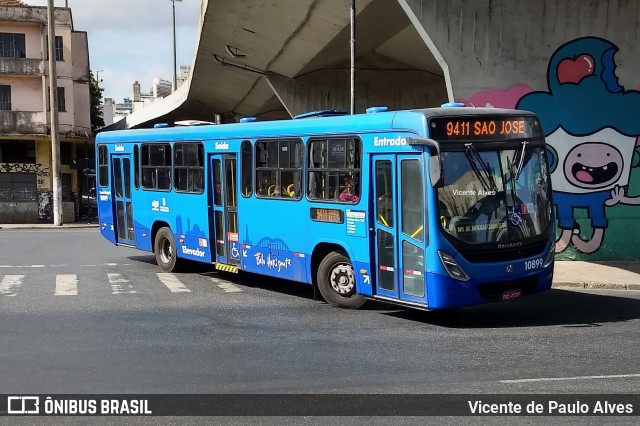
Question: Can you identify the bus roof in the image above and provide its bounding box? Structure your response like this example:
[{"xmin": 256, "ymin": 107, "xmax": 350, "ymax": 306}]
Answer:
[{"xmin": 96, "ymin": 107, "xmax": 536, "ymax": 144}]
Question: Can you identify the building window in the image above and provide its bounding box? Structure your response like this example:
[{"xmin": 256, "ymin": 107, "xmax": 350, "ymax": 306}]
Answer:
[
  {"xmin": 57, "ymin": 87, "xmax": 66, "ymax": 112},
  {"xmin": 0, "ymin": 140, "xmax": 36, "ymax": 163},
  {"xmin": 255, "ymin": 139, "xmax": 302, "ymax": 199},
  {"xmin": 46, "ymin": 87, "xmax": 66, "ymax": 112},
  {"xmin": 60, "ymin": 142, "xmax": 72, "ymax": 165},
  {"xmin": 307, "ymin": 138, "xmax": 361, "ymax": 202},
  {"xmin": 55, "ymin": 36, "xmax": 63, "ymax": 61},
  {"xmin": 173, "ymin": 142, "xmax": 204, "ymax": 193},
  {"xmin": 141, "ymin": 144, "xmax": 172, "ymax": 191},
  {"xmin": 0, "ymin": 85, "xmax": 11, "ymax": 111},
  {"xmin": 0, "ymin": 32, "xmax": 26, "ymax": 58}
]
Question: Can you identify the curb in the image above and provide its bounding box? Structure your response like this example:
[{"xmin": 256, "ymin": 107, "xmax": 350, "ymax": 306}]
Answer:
[{"xmin": 553, "ymin": 282, "xmax": 640, "ymax": 291}]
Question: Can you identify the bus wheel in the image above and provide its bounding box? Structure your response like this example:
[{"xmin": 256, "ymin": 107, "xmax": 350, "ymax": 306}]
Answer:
[
  {"xmin": 154, "ymin": 227, "xmax": 180, "ymax": 272},
  {"xmin": 317, "ymin": 251, "xmax": 365, "ymax": 309}
]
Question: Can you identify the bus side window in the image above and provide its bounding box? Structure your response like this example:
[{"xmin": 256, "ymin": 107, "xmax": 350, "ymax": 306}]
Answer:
[
  {"xmin": 141, "ymin": 143, "xmax": 172, "ymax": 191},
  {"xmin": 255, "ymin": 139, "xmax": 302, "ymax": 199},
  {"xmin": 98, "ymin": 145, "xmax": 108, "ymax": 187},
  {"xmin": 307, "ymin": 138, "xmax": 361, "ymax": 202},
  {"xmin": 241, "ymin": 140, "xmax": 253, "ymax": 197},
  {"xmin": 376, "ymin": 160, "xmax": 393, "ymax": 227}
]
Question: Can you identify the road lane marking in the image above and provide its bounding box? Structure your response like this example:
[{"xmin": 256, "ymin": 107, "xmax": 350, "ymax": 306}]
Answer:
[
  {"xmin": 108, "ymin": 273, "xmax": 136, "ymax": 294},
  {"xmin": 500, "ymin": 373, "xmax": 640, "ymax": 384},
  {"xmin": 0, "ymin": 275, "xmax": 25, "ymax": 297},
  {"xmin": 55, "ymin": 274, "xmax": 78, "ymax": 296},
  {"xmin": 157, "ymin": 273, "xmax": 191, "ymax": 293}
]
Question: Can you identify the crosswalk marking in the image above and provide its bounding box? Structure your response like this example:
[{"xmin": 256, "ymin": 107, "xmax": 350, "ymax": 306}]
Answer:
[
  {"xmin": 213, "ymin": 278, "xmax": 243, "ymax": 293},
  {"xmin": 0, "ymin": 273, "xmax": 244, "ymax": 297},
  {"xmin": 108, "ymin": 273, "xmax": 136, "ymax": 295},
  {"xmin": 0, "ymin": 275, "xmax": 25, "ymax": 297},
  {"xmin": 156, "ymin": 273, "xmax": 191, "ymax": 293},
  {"xmin": 55, "ymin": 274, "xmax": 78, "ymax": 296}
]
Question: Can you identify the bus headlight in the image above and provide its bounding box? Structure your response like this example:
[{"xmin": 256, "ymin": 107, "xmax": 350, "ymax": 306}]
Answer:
[
  {"xmin": 438, "ymin": 251, "xmax": 470, "ymax": 281},
  {"xmin": 543, "ymin": 243, "xmax": 556, "ymax": 267}
]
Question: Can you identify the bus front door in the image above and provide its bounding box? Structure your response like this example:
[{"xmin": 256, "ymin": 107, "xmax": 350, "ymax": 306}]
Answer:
[
  {"xmin": 111, "ymin": 154, "xmax": 135, "ymax": 246},
  {"xmin": 210, "ymin": 154, "xmax": 240, "ymax": 268},
  {"xmin": 372, "ymin": 155, "xmax": 427, "ymax": 306}
]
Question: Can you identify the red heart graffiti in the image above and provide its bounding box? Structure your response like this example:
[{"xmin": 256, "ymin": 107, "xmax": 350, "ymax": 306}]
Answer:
[{"xmin": 557, "ymin": 54, "xmax": 595, "ymax": 84}]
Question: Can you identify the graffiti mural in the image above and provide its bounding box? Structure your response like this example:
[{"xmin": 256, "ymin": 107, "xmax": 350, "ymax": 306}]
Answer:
[
  {"xmin": 0, "ymin": 163, "xmax": 51, "ymax": 177},
  {"xmin": 460, "ymin": 37, "xmax": 640, "ymax": 259}
]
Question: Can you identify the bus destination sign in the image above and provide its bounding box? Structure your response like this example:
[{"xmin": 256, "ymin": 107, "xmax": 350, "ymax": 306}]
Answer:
[
  {"xmin": 429, "ymin": 116, "xmax": 542, "ymax": 141},
  {"xmin": 310, "ymin": 208, "xmax": 344, "ymax": 224}
]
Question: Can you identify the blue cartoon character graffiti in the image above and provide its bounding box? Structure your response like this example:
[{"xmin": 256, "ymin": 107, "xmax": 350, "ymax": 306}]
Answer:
[{"xmin": 518, "ymin": 37, "xmax": 640, "ymax": 254}]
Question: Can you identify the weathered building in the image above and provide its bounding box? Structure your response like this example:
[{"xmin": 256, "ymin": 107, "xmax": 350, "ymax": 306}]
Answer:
[{"xmin": 0, "ymin": 0, "xmax": 92, "ymax": 223}]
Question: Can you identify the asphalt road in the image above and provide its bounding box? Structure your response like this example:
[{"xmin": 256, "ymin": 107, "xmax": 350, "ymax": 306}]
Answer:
[{"xmin": 1, "ymin": 229, "xmax": 640, "ymax": 401}]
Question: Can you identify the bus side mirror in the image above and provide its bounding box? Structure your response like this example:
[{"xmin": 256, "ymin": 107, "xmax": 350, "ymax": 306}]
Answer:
[{"xmin": 429, "ymin": 155, "xmax": 443, "ymax": 188}]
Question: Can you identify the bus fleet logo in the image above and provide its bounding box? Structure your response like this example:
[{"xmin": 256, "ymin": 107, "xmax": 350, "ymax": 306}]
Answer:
[
  {"xmin": 373, "ymin": 136, "xmax": 407, "ymax": 147},
  {"xmin": 182, "ymin": 246, "xmax": 206, "ymax": 258},
  {"xmin": 215, "ymin": 142, "xmax": 229, "ymax": 150},
  {"xmin": 151, "ymin": 198, "xmax": 170, "ymax": 213}
]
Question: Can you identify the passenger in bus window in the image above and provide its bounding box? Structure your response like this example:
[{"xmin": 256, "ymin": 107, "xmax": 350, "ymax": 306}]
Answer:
[{"xmin": 339, "ymin": 176, "xmax": 360, "ymax": 202}]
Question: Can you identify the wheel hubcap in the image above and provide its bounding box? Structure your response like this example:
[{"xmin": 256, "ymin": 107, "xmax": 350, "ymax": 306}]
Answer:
[
  {"xmin": 330, "ymin": 263, "xmax": 355, "ymax": 295},
  {"xmin": 160, "ymin": 238, "xmax": 173, "ymax": 264}
]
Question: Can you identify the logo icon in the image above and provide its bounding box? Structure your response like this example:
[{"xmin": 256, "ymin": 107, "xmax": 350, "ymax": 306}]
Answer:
[
  {"xmin": 7, "ymin": 396, "xmax": 40, "ymax": 414},
  {"xmin": 506, "ymin": 265, "xmax": 514, "ymax": 274}
]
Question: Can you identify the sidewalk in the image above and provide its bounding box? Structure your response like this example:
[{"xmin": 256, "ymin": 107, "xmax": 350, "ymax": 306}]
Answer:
[
  {"xmin": 0, "ymin": 222, "xmax": 99, "ymax": 229},
  {"xmin": 1, "ymin": 223, "xmax": 638, "ymax": 291},
  {"xmin": 553, "ymin": 260, "xmax": 640, "ymax": 291}
]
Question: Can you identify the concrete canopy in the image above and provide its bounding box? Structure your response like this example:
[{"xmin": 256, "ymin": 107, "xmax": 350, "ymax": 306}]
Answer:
[{"xmin": 118, "ymin": 0, "xmax": 446, "ymax": 129}]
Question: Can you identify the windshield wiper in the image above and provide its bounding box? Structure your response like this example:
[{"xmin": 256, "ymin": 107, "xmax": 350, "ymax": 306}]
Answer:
[
  {"xmin": 514, "ymin": 141, "xmax": 529, "ymax": 181},
  {"xmin": 464, "ymin": 143, "xmax": 498, "ymax": 192}
]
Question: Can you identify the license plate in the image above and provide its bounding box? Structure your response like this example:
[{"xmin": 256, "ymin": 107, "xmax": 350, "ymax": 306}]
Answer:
[{"xmin": 500, "ymin": 288, "xmax": 522, "ymax": 301}]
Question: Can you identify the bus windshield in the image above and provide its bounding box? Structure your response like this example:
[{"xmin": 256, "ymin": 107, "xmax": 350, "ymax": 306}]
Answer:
[{"xmin": 437, "ymin": 145, "xmax": 552, "ymax": 244}]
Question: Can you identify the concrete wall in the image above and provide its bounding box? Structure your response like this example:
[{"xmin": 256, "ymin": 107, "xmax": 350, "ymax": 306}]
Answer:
[
  {"xmin": 0, "ymin": 76, "xmax": 42, "ymax": 110},
  {"xmin": 401, "ymin": 0, "xmax": 640, "ymax": 260}
]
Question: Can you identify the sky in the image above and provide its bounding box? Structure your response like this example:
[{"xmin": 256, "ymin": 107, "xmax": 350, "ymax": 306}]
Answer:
[{"xmin": 24, "ymin": 0, "xmax": 201, "ymax": 102}]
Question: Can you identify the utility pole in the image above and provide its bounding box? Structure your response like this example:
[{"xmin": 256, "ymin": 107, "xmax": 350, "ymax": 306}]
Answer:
[
  {"xmin": 350, "ymin": 0, "xmax": 356, "ymax": 115},
  {"xmin": 47, "ymin": 0, "xmax": 62, "ymax": 225},
  {"xmin": 171, "ymin": 0, "xmax": 182, "ymax": 92}
]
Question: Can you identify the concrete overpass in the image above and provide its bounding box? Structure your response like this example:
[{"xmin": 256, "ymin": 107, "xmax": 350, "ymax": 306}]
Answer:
[
  {"xmin": 115, "ymin": 0, "xmax": 448, "ymax": 128},
  {"xmin": 110, "ymin": 0, "xmax": 640, "ymax": 263}
]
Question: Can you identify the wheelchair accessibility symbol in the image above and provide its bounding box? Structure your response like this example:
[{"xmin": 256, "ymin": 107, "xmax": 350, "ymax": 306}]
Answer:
[{"xmin": 230, "ymin": 243, "xmax": 240, "ymax": 259}]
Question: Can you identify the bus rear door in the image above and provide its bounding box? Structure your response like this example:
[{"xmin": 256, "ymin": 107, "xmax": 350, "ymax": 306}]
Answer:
[
  {"xmin": 372, "ymin": 154, "xmax": 427, "ymax": 306},
  {"xmin": 210, "ymin": 154, "xmax": 240, "ymax": 270},
  {"xmin": 111, "ymin": 154, "xmax": 135, "ymax": 246}
]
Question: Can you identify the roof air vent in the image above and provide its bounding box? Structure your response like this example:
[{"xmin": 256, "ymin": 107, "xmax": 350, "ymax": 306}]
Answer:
[{"xmin": 366, "ymin": 106, "xmax": 388, "ymax": 114}]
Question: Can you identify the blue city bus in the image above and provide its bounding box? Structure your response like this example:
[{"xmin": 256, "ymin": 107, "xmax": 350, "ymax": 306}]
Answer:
[{"xmin": 96, "ymin": 105, "xmax": 555, "ymax": 310}]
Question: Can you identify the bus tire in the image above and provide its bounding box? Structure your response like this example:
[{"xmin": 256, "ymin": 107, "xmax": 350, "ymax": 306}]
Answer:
[
  {"xmin": 317, "ymin": 251, "xmax": 366, "ymax": 309},
  {"xmin": 154, "ymin": 227, "xmax": 181, "ymax": 272}
]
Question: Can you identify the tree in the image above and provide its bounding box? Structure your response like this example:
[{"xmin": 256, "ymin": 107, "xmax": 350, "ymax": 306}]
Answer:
[{"xmin": 90, "ymin": 71, "xmax": 105, "ymax": 133}]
